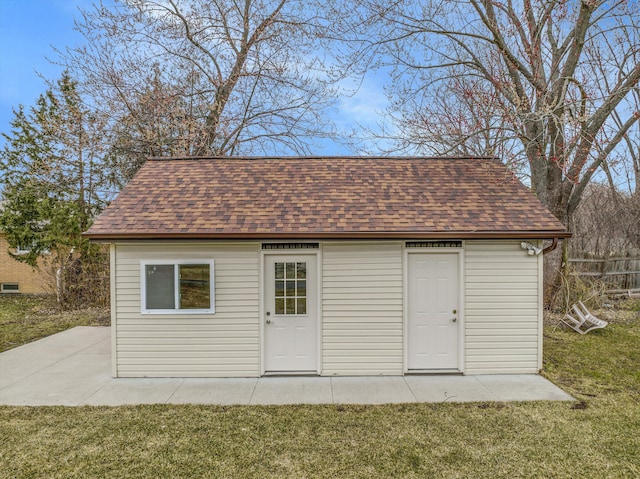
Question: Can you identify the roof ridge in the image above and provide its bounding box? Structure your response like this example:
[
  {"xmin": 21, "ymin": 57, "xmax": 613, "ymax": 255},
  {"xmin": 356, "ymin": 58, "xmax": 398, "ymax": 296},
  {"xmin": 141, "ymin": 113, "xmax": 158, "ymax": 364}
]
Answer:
[{"xmin": 147, "ymin": 155, "xmax": 501, "ymax": 161}]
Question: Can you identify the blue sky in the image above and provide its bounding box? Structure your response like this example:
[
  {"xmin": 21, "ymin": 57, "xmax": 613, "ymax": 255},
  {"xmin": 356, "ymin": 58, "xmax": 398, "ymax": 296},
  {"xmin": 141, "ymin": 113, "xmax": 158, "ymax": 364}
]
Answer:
[
  {"xmin": 0, "ymin": 0, "xmax": 387, "ymax": 155},
  {"xmin": 0, "ymin": 0, "xmax": 94, "ymax": 146}
]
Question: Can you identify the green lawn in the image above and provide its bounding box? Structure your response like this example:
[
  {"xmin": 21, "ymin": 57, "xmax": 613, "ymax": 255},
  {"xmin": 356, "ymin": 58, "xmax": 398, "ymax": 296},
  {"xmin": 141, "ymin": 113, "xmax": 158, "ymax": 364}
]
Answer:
[
  {"xmin": 0, "ymin": 295, "xmax": 109, "ymax": 352},
  {"xmin": 0, "ymin": 298, "xmax": 639, "ymax": 478}
]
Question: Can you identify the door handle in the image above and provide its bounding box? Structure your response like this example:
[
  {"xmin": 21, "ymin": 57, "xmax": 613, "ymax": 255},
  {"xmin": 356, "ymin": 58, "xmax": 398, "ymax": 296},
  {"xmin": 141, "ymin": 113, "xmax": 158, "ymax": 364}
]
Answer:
[
  {"xmin": 451, "ymin": 317, "xmax": 457, "ymax": 322},
  {"xmin": 266, "ymin": 319, "xmax": 272, "ymax": 324}
]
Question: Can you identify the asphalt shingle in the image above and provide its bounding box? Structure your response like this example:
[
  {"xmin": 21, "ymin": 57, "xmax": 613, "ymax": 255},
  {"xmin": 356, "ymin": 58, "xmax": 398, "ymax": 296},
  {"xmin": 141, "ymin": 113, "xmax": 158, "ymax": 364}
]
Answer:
[{"xmin": 84, "ymin": 157, "xmax": 569, "ymax": 239}]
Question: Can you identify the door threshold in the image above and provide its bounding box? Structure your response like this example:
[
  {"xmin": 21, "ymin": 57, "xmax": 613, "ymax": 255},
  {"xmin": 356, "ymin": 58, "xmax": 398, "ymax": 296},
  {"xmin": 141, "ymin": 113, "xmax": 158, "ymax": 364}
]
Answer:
[
  {"xmin": 262, "ymin": 371, "xmax": 319, "ymax": 377},
  {"xmin": 406, "ymin": 370, "xmax": 463, "ymax": 376}
]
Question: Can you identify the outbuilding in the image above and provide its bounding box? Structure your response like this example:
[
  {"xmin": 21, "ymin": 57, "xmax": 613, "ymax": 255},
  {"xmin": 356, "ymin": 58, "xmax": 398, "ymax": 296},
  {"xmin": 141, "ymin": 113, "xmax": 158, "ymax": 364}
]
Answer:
[{"xmin": 85, "ymin": 157, "xmax": 570, "ymax": 378}]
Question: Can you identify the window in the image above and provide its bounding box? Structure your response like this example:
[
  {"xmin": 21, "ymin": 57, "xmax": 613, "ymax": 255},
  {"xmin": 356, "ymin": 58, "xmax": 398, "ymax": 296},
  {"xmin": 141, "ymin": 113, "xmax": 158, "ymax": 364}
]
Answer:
[
  {"xmin": 15, "ymin": 240, "xmax": 49, "ymax": 255},
  {"xmin": 274, "ymin": 261, "xmax": 307, "ymax": 315},
  {"xmin": 1, "ymin": 283, "xmax": 20, "ymax": 293},
  {"xmin": 15, "ymin": 241, "xmax": 35, "ymax": 255},
  {"xmin": 141, "ymin": 260, "xmax": 214, "ymax": 314}
]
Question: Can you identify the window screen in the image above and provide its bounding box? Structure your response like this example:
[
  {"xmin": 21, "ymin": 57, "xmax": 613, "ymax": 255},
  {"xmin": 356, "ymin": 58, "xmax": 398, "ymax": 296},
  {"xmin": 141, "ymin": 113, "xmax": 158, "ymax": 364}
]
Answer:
[{"xmin": 145, "ymin": 264, "xmax": 176, "ymax": 309}]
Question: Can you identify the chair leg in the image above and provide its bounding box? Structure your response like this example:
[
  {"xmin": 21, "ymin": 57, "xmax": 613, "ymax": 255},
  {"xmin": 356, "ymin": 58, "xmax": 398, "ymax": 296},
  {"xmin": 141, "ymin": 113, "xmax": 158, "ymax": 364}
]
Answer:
[{"xmin": 560, "ymin": 314, "xmax": 587, "ymax": 334}]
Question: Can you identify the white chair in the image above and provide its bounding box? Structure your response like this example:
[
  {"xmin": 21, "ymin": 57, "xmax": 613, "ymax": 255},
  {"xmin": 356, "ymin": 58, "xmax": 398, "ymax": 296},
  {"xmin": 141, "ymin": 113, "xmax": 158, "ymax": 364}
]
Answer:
[{"xmin": 560, "ymin": 301, "xmax": 608, "ymax": 334}]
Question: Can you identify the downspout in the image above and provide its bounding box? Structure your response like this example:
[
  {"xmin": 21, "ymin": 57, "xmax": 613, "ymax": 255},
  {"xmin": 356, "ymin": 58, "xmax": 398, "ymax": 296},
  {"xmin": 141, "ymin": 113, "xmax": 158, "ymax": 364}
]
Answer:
[{"xmin": 543, "ymin": 238, "xmax": 559, "ymax": 255}]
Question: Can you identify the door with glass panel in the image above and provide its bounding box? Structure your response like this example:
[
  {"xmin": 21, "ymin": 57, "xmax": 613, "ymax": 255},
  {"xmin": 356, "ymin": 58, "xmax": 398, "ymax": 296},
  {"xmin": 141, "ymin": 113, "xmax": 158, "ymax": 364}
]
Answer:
[{"xmin": 264, "ymin": 255, "xmax": 317, "ymax": 373}]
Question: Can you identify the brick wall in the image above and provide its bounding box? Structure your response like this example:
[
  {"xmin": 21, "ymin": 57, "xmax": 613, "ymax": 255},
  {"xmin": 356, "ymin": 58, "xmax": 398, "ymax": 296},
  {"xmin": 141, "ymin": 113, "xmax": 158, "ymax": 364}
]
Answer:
[{"xmin": 0, "ymin": 234, "xmax": 51, "ymax": 294}]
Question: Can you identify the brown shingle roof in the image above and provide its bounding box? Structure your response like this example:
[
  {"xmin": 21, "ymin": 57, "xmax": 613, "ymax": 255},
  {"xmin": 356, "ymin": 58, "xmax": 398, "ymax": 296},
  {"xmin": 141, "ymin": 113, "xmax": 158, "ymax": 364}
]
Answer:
[{"xmin": 84, "ymin": 157, "xmax": 569, "ymax": 240}]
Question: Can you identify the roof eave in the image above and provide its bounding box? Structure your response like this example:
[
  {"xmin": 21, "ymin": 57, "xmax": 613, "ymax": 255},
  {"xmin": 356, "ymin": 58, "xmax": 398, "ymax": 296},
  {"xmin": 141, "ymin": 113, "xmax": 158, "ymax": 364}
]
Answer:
[{"xmin": 83, "ymin": 230, "xmax": 571, "ymax": 242}]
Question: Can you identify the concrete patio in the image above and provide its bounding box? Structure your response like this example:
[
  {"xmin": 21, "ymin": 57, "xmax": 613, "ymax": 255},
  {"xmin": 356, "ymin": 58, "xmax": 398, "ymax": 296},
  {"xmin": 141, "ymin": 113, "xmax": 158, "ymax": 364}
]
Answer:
[{"xmin": 0, "ymin": 327, "xmax": 574, "ymax": 406}]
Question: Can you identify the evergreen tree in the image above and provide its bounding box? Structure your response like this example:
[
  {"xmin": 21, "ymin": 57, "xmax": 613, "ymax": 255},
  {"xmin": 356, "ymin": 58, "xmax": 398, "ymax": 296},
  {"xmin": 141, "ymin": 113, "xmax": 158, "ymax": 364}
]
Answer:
[{"xmin": 0, "ymin": 73, "xmax": 113, "ymax": 305}]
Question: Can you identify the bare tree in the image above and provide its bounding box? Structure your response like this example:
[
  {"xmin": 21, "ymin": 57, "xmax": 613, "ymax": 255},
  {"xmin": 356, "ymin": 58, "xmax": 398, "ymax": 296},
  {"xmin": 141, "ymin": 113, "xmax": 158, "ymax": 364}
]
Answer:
[
  {"xmin": 62, "ymin": 0, "xmax": 336, "ymax": 179},
  {"xmin": 610, "ymin": 87, "xmax": 640, "ymax": 194},
  {"xmin": 329, "ymin": 0, "xmax": 640, "ymax": 225},
  {"xmin": 384, "ymin": 72, "xmax": 526, "ymax": 172},
  {"xmin": 570, "ymin": 183, "xmax": 640, "ymax": 257}
]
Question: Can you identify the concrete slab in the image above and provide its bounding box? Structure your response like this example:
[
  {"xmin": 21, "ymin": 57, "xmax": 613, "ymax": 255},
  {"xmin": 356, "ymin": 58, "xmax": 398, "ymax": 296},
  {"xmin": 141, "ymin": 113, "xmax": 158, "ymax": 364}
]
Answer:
[
  {"xmin": 476, "ymin": 374, "xmax": 574, "ymax": 401},
  {"xmin": 250, "ymin": 377, "xmax": 333, "ymax": 405},
  {"xmin": 82, "ymin": 378, "xmax": 185, "ymax": 406},
  {"xmin": 0, "ymin": 327, "xmax": 574, "ymax": 406},
  {"xmin": 330, "ymin": 376, "xmax": 417, "ymax": 404},
  {"xmin": 0, "ymin": 353, "xmax": 111, "ymax": 406},
  {"xmin": 79, "ymin": 335, "xmax": 112, "ymax": 356},
  {"xmin": 405, "ymin": 375, "xmax": 496, "ymax": 403},
  {"xmin": 0, "ymin": 326, "xmax": 109, "ymax": 389},
  {"xmin": 168, "ymin": 378, "xmax": 257, "ymax": 405}
]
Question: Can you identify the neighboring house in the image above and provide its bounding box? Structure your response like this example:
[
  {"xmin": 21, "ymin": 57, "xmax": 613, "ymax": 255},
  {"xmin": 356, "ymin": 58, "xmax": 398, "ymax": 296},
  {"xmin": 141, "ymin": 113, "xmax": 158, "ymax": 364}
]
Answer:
[
  {"xmin": 85, "ymin": 156, "xmax": 570, "ymax": 378},
  {"xmin": 0, "ymin": 233, "xmax": 49, "ymax": 294}
]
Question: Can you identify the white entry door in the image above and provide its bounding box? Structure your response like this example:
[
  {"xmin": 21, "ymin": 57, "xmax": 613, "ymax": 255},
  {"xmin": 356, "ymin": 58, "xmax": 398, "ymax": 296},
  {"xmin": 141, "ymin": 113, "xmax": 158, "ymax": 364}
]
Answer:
[
  {"xmin": 264, "ymin": 255, "xmax": 317, "ymax": 373},
  {"xmin": 407, "ymin": 253, "xmax": 460, "ymax": 370}
]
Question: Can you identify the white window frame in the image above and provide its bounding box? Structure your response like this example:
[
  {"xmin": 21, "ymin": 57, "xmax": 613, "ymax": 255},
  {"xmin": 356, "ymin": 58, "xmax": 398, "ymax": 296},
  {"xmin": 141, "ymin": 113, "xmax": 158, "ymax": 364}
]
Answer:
[
  {"xmin": 1, "ymin": 283, "xmax": 20, "ymax": 293},
  {"xmin": 273, "ymin": 260, "xmax": 309, "ymax": 317},
  {"xmin": 140, "ymin": 259, "xmax": 215, "ymax": 314},
  {"xmin": 15, "ymin": 241, "xmax": 35, "ymax": 255},
  {"xmin": 15, "ymin": 241, "xmax": 49, "ymax": 255}
]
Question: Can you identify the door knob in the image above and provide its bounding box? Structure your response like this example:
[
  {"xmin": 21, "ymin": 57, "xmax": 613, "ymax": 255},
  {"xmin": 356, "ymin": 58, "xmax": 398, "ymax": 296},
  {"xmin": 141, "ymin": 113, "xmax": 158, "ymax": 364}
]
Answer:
[
  {"xmin": 266, "ymin": 319, "xmax": 272, "ymax": 324},
  {"xmin": 451, "ymin": 317, "xmax": 457, "ymax": 322}
]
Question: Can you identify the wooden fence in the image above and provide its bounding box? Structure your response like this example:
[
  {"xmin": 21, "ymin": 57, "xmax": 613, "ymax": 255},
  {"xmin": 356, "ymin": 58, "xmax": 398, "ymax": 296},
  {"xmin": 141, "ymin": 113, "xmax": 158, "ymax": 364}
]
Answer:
[{"xmin": 568, "ymin": 257, "xmax": 640, "ymax": 294}]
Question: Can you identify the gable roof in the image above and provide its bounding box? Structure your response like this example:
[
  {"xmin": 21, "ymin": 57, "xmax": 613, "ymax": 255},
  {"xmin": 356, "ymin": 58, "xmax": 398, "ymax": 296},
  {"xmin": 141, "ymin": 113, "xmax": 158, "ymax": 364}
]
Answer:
[{"xmin": 84, "ymin": 156, "xmax": 569, "ymax": 240}]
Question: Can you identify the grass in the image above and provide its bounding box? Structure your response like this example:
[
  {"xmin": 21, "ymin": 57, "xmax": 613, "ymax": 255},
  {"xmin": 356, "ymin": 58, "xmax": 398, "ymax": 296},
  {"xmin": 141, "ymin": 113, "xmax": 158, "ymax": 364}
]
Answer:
[
  {"xmin": 0, "ymin": 295, "xmax": 109, "ymax": 353},
  {"xmin": 0, "ymin": 298, "xmax": 639, "ymax": 478},
  {"xmin": 543, "ymin": 303, "xmax": 640, "ymax": 402}
]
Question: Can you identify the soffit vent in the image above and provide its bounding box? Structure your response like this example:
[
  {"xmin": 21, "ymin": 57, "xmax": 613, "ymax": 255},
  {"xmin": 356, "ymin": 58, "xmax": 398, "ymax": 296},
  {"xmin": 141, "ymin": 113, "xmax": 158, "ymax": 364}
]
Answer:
[
  {"xmin": 406, "ymin": 241, "xmax": 462, "ymax": 248},
  {"xmin": 262, "ymin": 243, "xmax": 320, "ymax": 250}
]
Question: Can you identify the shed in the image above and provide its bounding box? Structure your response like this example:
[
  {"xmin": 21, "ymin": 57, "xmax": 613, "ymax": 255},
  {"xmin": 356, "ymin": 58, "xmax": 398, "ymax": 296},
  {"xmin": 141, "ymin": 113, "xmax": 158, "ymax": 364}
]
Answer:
[{"xmin": 85, "ymin": 157, "xmax": 570, "ymax": 378}]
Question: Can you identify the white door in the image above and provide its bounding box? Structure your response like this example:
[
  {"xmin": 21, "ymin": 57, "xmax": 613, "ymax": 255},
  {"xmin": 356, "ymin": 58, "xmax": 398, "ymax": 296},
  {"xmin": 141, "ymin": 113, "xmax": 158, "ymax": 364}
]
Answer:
[
  {"xmin": 264, "ymin": 255, "xmax": 317, "ymax": 373},
  {"xmin": 408, "ymin": 253, "xmax": 460, "ymax": 370}
]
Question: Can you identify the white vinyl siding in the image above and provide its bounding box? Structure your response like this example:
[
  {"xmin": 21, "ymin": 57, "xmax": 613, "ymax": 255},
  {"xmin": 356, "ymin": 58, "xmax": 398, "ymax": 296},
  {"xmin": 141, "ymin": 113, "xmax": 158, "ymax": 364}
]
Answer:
[
  {"xmin": 322, "ymin": 242, "xmax": 403, "ymax": 375},
  {"xmin": 113, "ymin": 243, "xmax": 260, "ymax": 377},
  {"xmin": 464, "ymin": 240, "xmax": 541, "ymax": 374},
  {"xmin": 110, "ymin": 239, "xmax": 544, "ymax": 378}
]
